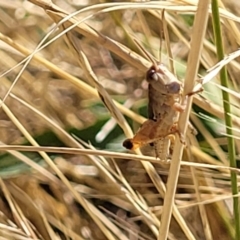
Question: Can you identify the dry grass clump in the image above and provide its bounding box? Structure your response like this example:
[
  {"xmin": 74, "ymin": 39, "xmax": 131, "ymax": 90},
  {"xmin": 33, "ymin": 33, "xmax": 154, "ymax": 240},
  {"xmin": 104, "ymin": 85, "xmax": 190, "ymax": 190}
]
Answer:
[{"xmin": 0, "ymin": 0, "xmax": 240, "ymax": 239}]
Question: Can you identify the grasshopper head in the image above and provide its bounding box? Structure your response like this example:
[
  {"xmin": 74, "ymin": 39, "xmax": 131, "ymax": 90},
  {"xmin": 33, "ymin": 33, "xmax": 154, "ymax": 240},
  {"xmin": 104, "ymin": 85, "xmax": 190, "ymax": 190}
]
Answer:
[{"xmin": 146, "ymin": 64, "xmax": 182, "ymax": 94}]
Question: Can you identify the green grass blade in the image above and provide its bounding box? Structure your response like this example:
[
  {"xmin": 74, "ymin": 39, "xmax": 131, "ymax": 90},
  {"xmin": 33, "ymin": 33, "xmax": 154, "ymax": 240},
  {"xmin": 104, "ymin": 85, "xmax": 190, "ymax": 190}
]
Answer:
[{"xmin": 211, "ymin": 1, "xmax": 240, "ymax": 239}]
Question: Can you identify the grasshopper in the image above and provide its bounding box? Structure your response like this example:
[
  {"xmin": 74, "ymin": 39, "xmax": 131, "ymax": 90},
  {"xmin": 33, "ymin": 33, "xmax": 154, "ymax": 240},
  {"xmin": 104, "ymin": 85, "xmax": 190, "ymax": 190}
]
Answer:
[
  {"xmin": 146, "ymin": 63, "xmax": 185, "ymax": 159},
  {"xmin": 123, "ymin": 62, "xmax": 186, "ymax": 160}
]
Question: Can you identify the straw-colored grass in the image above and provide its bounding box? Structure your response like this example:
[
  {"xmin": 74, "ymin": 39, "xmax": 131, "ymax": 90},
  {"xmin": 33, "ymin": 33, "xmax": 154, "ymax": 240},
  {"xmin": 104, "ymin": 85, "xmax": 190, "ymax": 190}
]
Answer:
[{"xmin": 0, "ymin": 0, "xmax": 240, "ymax": 239}]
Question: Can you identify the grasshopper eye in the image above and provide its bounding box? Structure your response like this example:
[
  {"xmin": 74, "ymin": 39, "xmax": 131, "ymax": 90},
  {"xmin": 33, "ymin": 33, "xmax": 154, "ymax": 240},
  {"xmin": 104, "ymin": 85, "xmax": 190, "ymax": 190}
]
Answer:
[
  {"xmin": 166, "ymin": 82, "xmax": 181, "ymax": 94},
  {"xmin": 146, "ymin": 69, "xmax": 158, "ymax": 82}
]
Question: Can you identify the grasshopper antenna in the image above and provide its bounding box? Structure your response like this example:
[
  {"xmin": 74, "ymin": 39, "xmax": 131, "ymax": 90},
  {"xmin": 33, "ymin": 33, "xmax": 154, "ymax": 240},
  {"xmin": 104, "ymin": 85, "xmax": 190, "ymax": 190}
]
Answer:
[
  {"xmin": 159, "ymin": 10, "xmax": 164, "ymax": 63},
  {"xmin": 161, "ymin": 9, "xmax": 175, "ymax": 75},
  {"xmin": 133, "ymin": 38, "xmax": 158, "ymax": 68}
]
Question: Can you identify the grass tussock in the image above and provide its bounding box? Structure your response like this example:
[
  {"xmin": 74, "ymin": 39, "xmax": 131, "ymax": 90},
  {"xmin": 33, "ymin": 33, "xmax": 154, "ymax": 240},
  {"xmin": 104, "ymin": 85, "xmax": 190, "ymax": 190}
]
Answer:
[{"xmin": 0, "ymin": 0, "xmax": 240, "ymax": 239}]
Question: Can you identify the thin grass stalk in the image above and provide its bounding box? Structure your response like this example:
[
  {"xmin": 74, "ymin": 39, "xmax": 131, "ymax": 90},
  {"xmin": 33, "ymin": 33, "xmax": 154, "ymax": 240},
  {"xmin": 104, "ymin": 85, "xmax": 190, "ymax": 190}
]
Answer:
[
  {"xmin": 158, "ymin": 1, "xmax": 210, "ymax": 239},
  {"xmin": 0, "ymin": 144, "xmax": 239, "ymax": 173},
  {"xmin": 211, "ymin": 0, "xmax": 240, "ymax": 239}
]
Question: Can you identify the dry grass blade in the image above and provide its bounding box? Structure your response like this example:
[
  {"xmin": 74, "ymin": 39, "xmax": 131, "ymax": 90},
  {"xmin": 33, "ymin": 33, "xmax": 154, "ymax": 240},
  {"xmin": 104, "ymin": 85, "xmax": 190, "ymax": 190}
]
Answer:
[
  {"xmin": 0, "ymin": 178, "xmax": 37, "ymax": 238},
  {"xmin": 201, "ymin": 48, "xmax": 240, "ymax": 85},
  {"xmin": 64, "ymin": 32, "xmax": 133, "ymax": 138},
  {"xmin": 4, "ymin": 181, "xmax": 56, "ymax": 240},
  {"xmin": 0, "ymin": 144, "xmax": 239, "ymax": 173},
  {"xmin": 0, "ymin": 143, "xmax": 58, "ymax": 181},
  {"xmin": 193, "ymin": 95, "xmax": 240, "ymax": 128},
  {"xmin": 190, "ymin": 114, "xmax": 228, "ymax": 165}
]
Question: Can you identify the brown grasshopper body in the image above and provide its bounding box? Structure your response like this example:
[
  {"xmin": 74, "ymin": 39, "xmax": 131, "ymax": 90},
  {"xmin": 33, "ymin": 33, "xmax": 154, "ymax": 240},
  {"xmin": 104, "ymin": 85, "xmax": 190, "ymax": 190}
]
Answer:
[{"xmin": 146, "ymin": 63, "xmax": 184, "ymax": 159}]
